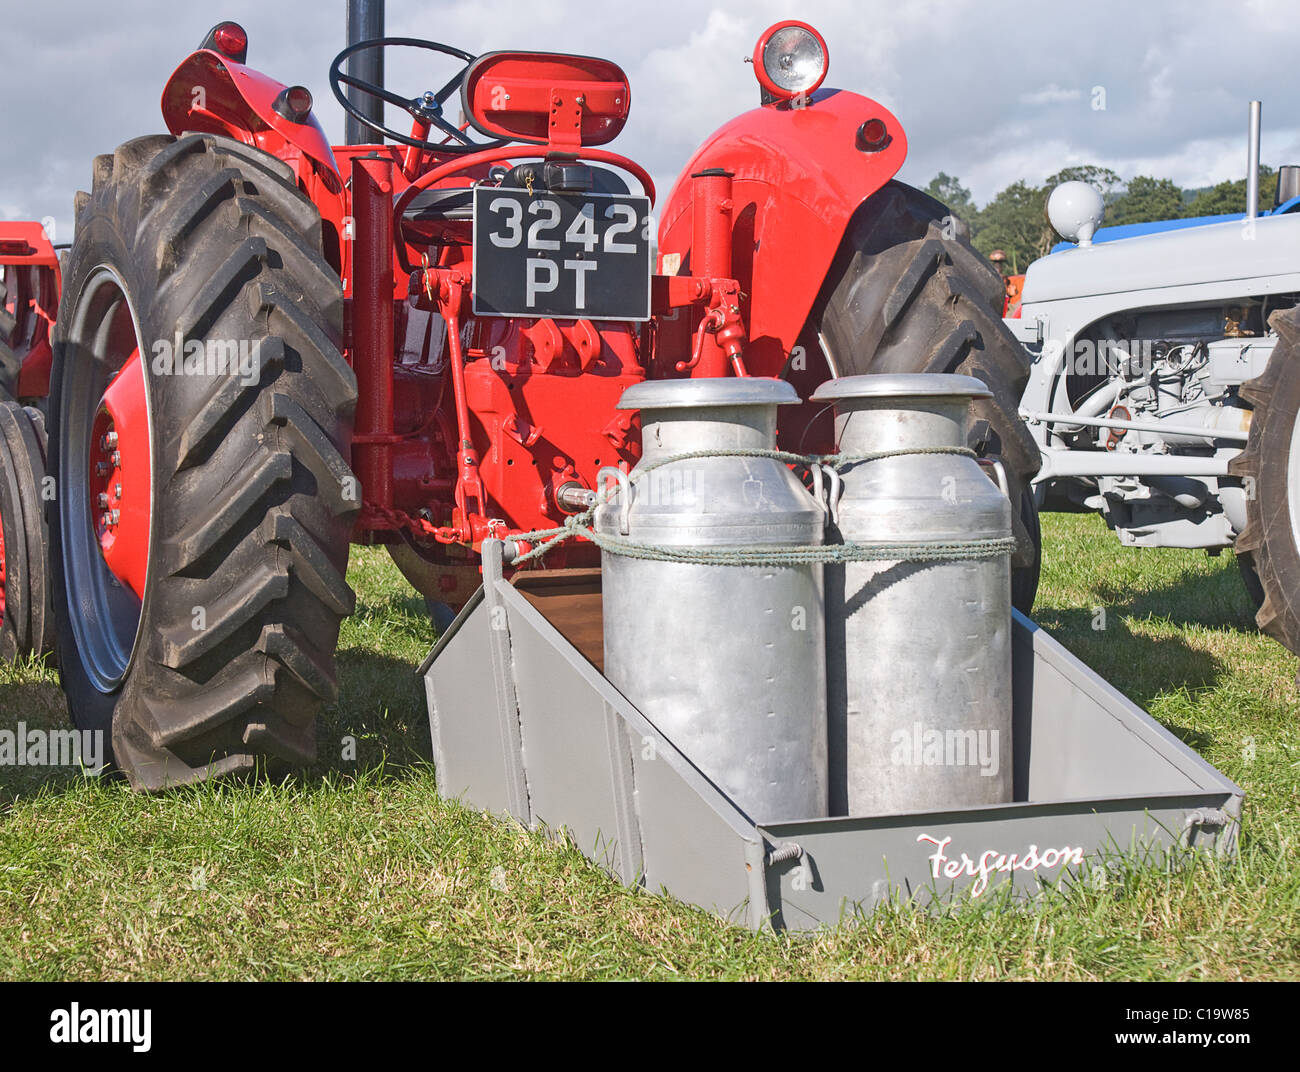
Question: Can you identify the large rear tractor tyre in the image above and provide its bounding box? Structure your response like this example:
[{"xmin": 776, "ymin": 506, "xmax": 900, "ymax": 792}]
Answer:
[
  {"xmin": 50, "ymin": 133, "xmax": 358, "ymax": 790},
  {"xmin": 0, "ymin": 401, "xmax": 54, "ymax": 660},
  {"xmin": 1229, "ymin": 307, "xmax": 1300, "ymax": 656},
  {"xmin": 808, "ymin": 181, "xmax": 1043, "ymax": 612}
]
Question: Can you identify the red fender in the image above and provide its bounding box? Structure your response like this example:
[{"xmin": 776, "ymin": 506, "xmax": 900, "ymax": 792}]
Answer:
[
  {"xmin": 160, "ymin": 49, "xmax": 341, "ymax": 182},
  {"xmin": 657, "ymin": 88, "xmax": 907, "ymax": 376}
]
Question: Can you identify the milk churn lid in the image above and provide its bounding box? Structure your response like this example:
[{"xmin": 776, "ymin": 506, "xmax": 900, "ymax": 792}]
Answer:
[
  {"xmin": 617, "ymin": 377, "xmax": 800, "ymax": 410},
  {"xmin": 810, "ymin": 373, "xmax": 992, "ymax": 402}
]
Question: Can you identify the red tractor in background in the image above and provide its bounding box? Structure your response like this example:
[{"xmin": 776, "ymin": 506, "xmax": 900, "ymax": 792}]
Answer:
[
  {"xmin": 0, "ymin": 9, "xmax": 1039, "ymax": 789},
  {"xmin": 0, "ymin": 223, "xmax": 59, "ymax": 660}
]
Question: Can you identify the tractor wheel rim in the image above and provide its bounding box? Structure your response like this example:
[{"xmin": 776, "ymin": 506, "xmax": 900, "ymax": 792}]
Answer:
[{"xmin": 60, "ymin": 267, "xmax": 154, "ymax": 692}]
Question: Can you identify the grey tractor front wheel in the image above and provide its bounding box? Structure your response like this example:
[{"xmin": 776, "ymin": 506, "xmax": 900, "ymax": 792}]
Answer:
[{"xmin": 1230, "ymin": 306, "xmax": 1300, "ymax": 656}]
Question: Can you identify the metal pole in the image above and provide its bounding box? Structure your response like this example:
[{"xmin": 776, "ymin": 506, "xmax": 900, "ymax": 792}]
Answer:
[
  {"xmin": 1246, "ymin": 100, "xmax": 1261, "ymax": 220},
  {"xmin": 1022, "ymin": 409, "xmax": 1248, "ymax": 443},
  {"xmin": 1037, "ymin": 449, "xmax": 1232, "ymax": 480},
  {"xmin": 688, "ymin": 168, "xmax": 736, "ymax": 377},
  {"xmin": 350, "ymin": 154, "xmax": 396, "ymax": 510},
  {"xmin": 345, "ymin": 0, "xmax": 385, "ymax": 145}
]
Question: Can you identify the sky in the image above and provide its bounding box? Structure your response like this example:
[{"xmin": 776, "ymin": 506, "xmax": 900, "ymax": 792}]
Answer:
[{"xmin": 2, "ymin": 0, "xmax": 1298, "ymax": 241}]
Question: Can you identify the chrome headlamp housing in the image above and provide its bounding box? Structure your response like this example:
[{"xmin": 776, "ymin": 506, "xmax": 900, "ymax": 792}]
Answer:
[{"xmin": 753, "ymin": 22, "xmax": 828, "ymax": 100}]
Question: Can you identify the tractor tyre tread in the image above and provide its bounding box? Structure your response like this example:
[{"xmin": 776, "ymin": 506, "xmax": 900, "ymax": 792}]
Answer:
[
  {"xmin": 1227, "ymin": 308, "xmax": 1300, "ymax": 654},
  {"xmin": 51, "ymin": 132, "xmax": 357, "ymax": 790},
  {"xmin": 813, "ymin": 181, "xmax": 1042, "ymax": 612}
]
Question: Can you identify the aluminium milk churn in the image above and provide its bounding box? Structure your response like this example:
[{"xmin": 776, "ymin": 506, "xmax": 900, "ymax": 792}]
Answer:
[
  {"xmin": 594, "ymin": 377, "xmax": 828, "ymax": 823},
  {"xmin": 810, "ymin": 374, "xmax": 1014, "ymax": 816}
]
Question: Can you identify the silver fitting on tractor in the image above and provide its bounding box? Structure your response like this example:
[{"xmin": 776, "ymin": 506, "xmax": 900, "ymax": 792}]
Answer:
[{"xmin": 556, "ymin": 481, "xmax": 597, "ymax": 514}]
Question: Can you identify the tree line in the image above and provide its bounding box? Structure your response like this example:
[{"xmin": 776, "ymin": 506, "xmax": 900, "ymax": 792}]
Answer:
[{"xmin": 928, "ymin": 165, "xmax": 1282, "ymax": 275}]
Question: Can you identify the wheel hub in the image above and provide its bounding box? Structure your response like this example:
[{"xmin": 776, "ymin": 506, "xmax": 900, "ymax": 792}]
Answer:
[{"xmin": 88, "ymin": 347, "xmax": 150, "ymax": 600}]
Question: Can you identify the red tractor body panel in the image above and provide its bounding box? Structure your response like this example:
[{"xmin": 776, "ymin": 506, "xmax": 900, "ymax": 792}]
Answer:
[{"xmin": 657, "ymin": 89, "xmax": 907, "ymax": 376}]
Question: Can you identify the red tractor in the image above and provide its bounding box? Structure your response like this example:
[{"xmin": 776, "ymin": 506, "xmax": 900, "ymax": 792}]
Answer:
[{"xmin": 0, "ymin": 14, "xmax": 1038, "ymax": 788}]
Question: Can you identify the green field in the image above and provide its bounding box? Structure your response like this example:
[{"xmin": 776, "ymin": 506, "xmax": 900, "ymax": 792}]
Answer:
[{"xmin": 1, "ymin": 512, "xmax": 1297, "ymax": 980}]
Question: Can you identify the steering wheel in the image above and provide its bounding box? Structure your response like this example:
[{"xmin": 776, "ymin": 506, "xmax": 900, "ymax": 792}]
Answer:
[{"xmin": 328, "ymin": 37, "xmax": 510, "ymax": 154}]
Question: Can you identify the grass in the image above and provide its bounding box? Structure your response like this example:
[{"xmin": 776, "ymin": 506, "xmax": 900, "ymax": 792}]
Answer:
[{"xmin": 0, "ymin": 512, "xmax": 1298, "ymax": 980}]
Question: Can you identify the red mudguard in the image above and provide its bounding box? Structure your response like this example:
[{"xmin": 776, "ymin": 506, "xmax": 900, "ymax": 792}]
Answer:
[
  {"xmin": 657, "ymin": 88, "xmax": 907, "ymax": 376},
  {"xmin": 160, "ymin": 49, "xmax": 341, "ymax": 181}
]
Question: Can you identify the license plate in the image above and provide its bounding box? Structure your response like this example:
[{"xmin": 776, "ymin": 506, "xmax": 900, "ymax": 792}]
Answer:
[{"xmin": 472, "ymin": 187, "xmax": 652, "ymax": 322}]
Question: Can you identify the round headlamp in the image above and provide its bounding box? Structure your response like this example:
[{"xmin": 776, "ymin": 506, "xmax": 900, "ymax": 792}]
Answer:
[{"xmin": 753, "ymin": 22, "xmax": 828, "ymax": 101}]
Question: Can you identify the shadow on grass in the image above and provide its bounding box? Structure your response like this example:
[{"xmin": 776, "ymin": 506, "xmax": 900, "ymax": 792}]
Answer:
[
  {"xmin": 1090, "ymin": 560, "xmax": 1259, "ymax": 635},
  {"xmin": 310, "ymin": 647, "xmax": 434, "ymax": 779},
  {"xmin": 1041, "ymin": 515, "xmax": 1259, "ymax": 635},
  {"xmin": 0, "ymin": 679, "xmax": 101, "ymax": 806},
  {"xmin": 0, "ymin": 645, "xmax": 438, "ymax": 804},
  {"xmin": 1031, "ymin": 597, "xmax": 1228, "ymax": 751},
  {"xmin": 1035, "ymin": 603, "xmax": 1224, "ymax": 692},
  {"xmin": 353, "ymin": 586, "xmax": 432, "ymax": 621}
]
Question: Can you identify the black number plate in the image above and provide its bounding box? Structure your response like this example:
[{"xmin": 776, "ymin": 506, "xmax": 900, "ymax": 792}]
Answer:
[{"xmin": 472, "ymin": 187, "xmax": 652, "ymax": 321}]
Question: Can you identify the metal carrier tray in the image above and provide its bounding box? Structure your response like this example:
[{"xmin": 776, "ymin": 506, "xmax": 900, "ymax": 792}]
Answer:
[{"xmin": 419, "ymin": 542, "xmax": 1243, "ymax": 931}]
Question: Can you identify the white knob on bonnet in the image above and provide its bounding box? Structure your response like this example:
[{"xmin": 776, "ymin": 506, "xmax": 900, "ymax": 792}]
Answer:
[{"xmin": 1047, "ymin": 181, "xmax": 1105, "ymax": 247}]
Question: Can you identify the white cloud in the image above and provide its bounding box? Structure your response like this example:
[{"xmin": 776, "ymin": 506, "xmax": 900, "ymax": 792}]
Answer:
[{"xmin": 1019, "ymin": 85, "xmax": 1083, "ymax": 107}]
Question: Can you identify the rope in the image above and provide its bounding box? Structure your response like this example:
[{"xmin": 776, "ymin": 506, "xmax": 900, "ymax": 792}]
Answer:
[
  {"xmin": 623, "ymin": 444, "xmax": 975, "ymax": 475},
  {"xmin": 510, "ymin": 444, "xmax": 1014, "ymax": 568},
  {"xmin": 522, "ymin": 520, "xmax": 1015, "ymax": 566}
]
